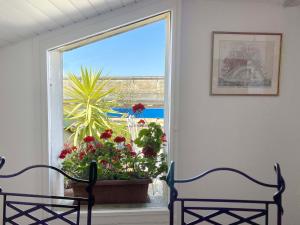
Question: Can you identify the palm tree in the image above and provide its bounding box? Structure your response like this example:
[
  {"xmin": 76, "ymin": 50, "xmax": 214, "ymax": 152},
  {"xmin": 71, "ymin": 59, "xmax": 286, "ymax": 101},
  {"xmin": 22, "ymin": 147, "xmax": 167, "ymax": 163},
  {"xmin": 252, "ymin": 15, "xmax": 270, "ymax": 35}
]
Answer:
[{"xmin": 64, "ymin": 67, "xmax": 127, "ymax": 145}]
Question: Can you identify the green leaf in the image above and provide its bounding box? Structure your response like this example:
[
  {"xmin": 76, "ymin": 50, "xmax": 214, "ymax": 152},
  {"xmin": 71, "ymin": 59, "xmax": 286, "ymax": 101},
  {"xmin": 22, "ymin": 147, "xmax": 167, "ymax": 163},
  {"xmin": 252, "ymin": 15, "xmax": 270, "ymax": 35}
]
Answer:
[{"xmin": 63, "ymin": 67, "xmax": 128, "ymax": 145}]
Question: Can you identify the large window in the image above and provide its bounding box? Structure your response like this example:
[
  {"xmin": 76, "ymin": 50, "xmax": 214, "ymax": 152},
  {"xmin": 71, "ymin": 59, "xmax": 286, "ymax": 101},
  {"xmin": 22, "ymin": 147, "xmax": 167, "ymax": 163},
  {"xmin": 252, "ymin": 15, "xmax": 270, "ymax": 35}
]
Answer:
[{"xmin": 48, "ymin": 13, "xmax": 171, "ymax": 207}]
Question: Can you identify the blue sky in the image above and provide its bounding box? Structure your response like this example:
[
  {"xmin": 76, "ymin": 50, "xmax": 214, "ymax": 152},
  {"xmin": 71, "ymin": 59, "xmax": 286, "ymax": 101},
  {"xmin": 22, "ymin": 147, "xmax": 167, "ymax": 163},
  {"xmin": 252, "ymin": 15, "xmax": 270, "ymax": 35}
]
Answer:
[{"xmin": 63, "ymin": 19, "xmax": 166, "ymax": 77}]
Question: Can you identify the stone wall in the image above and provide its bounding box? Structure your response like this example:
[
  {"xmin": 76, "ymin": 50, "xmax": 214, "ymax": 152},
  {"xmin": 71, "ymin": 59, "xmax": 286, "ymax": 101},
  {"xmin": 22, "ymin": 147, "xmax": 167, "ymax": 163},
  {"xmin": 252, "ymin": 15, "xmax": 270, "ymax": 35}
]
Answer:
[{"xmin": 63, "ymin": 76, "xmax": 164, "ymax": 108}]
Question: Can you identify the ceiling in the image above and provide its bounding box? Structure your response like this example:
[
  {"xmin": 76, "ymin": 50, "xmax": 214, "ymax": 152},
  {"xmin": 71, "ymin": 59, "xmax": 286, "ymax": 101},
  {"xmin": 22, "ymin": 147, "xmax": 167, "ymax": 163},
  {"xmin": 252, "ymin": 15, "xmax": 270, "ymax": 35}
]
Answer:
[
  {"xmin": 0, "ymin": 0, "xmax": 141, "ymax": 48},
  {"xmin": 0, "ymin": 0, "xmax": 299, "ymax": 49}
]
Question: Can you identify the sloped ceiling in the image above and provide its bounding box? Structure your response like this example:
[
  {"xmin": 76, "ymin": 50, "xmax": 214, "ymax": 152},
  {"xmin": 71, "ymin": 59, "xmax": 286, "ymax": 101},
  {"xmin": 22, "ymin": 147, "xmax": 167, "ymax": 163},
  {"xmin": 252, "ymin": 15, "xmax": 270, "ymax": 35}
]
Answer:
[
  {"xmin": 0, "ymin": 0, "xmax": 299, "ymax": 48},
  {"xmin": 0, "ymin": 0, "xmax": 142, "ymax": 48}
]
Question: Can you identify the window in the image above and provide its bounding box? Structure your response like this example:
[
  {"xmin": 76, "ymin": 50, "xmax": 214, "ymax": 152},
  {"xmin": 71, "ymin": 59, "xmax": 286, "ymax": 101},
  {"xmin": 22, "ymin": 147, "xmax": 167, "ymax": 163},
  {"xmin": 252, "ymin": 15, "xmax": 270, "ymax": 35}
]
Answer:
[{"xmin": 48, "ymin": 12, "xmax": 171, "ymax": 207}]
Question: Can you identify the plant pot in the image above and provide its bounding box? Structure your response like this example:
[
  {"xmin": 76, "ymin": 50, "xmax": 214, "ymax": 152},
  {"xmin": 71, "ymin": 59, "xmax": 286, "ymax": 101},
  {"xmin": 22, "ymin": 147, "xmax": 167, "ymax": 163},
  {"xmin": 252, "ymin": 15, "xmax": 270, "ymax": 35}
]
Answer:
[{"xmin": 70, "ymin": 179, "xmax": 152, "ymax": 204}]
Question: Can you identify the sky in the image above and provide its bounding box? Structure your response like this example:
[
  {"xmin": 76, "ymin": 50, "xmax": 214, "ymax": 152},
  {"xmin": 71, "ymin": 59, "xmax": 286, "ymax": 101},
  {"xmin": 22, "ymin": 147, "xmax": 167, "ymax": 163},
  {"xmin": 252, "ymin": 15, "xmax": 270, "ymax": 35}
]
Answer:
[{"xmin": 63, "ymin": 19, "xmax": 166, "ymax": 77}]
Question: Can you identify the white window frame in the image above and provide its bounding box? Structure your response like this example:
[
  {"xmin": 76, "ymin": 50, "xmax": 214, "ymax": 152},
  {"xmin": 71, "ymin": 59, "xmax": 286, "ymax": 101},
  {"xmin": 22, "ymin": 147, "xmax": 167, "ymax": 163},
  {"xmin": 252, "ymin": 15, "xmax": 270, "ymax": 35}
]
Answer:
[
  {"xmin": 47, "ymin": 12, "xmax": 172, "ymax": 201},
  {"xmin": 38, "ymin": 2, "xmax": 182, "ymax": 223}
]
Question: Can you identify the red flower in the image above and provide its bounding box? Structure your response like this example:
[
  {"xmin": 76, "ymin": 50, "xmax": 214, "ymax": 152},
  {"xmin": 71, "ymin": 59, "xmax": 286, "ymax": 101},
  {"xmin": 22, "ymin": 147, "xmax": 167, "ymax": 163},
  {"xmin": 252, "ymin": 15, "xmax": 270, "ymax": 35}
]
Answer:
[
  {"xmin": 114, "ymin": 136, "xmax": 126, "ymax": 143},
  {"xmin": 87, "ymin": 144, "xmax": 96, "ymax": 153},
  {"xmin": 83, "ymin": 136, "xmax": 95, "ymax": 143},
  {"xmin": 63, "ymin": 143, "xmax": 77, "ymax": 152},
  {"xmin": 125, "ymin": 144, "xmax": 136, "ymax": 157},
  {"xmin": 126, "ymin": 143, "xmax": 133, "ymax": 152},
  {"xmin": 58, "ymin": 152, "xmax": 66, "ymax": 159},
  {"xmin": 95, "ymin": 142, "xmax": 103, "ymax": 148},
  {"xmin": 112, "ymin": 155, "xmax": 121, "ymax": 162},
  {"xmin": 161, "ymin": 133, "xmax": 167, "ymax": 142},
  {"xmin": 130, "ymin": 151, "xmax": 137, "ymax": 157},
  {"xmin": 111, "ymin": 149, "xmax": 122, "ymax": 161},
  {"xmin": 79, "ymin": 151, "xmax": 87, "ymax": 160},
  {"xmin": 132, "ymin": 103, "xmax": 145, "ymax": 113},
  {"xmin": 59, "ymin": 144, "xmax": 76, "ymax": 159},
  {"xmin": 104, "ymin": 129, "xmax": 113, "ymax": 135},
  {"xmin": 137, "ymin": 119, "xmax": 145, "ymax": 126},
  {"xmin": 99, "ymin": 159, "xmax": 108, "ymax": 166},
  {"xmin": 100, "ymin": 130, "xmax": 112, "ymax": 139},
  {"xmin": 142, "ymin": 146, "xmax": 157, "ymax": 158},
  {"xmin": 59, "ymin": 150, "xmax": 69, "ymax": 159}
]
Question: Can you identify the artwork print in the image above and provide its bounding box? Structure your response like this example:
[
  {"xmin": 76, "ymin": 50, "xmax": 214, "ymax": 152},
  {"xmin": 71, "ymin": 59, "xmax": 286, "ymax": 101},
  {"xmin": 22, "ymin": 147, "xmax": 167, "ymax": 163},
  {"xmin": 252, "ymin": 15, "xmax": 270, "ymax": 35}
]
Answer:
[{"xmin": 211, "ymin": 32, "xmax": 282, "ymax": 95}]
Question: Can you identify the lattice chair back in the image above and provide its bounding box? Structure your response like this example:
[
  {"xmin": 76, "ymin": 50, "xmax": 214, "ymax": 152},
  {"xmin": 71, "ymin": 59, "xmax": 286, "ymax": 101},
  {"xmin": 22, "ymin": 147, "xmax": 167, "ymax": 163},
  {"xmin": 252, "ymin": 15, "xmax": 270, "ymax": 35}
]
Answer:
[
  {"xmin": 167, "ymin": 161, "xmax": 285, "ymax": 225},
  {"xmin": 0, "ymin": 156, "xmax": 97, "ymax": 225}
]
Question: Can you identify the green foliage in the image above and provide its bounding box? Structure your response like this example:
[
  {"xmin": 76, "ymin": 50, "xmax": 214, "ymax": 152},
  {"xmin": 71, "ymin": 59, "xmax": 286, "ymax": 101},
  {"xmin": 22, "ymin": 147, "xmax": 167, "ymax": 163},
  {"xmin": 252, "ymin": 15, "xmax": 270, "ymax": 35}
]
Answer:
[
  {"xmin": 134, "ymin": 122, "xmax": 164, "ymax": 151},
  {"xmin": 64, "ymin": 67, "xmax": 127, "ymax": 145},
  {"xmin": 61, "ymin": 86, "xmax": 168, "ymax": 181},
  {"xmin": 134, "ymin": 122, "xmax": 168, "ymax": 180},
  {"xmin": 60, "ymin": 131, "xmax": 168, "ymax": 181}
]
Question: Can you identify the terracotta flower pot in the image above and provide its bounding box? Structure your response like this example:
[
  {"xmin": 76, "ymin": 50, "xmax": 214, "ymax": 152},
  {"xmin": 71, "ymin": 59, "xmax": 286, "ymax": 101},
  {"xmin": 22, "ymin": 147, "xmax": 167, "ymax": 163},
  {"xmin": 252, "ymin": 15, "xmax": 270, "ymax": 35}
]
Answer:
[{"xmin": 70, "ymin": 179, "xmax": 152, "ymax": 204}]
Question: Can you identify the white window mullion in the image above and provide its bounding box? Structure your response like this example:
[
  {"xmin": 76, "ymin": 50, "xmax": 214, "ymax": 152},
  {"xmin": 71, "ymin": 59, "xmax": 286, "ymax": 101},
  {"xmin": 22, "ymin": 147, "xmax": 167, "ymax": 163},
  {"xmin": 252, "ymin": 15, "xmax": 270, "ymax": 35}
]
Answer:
[{"xmin": 47, "ymin": 49, "xmax": 64, "ymax": 196}]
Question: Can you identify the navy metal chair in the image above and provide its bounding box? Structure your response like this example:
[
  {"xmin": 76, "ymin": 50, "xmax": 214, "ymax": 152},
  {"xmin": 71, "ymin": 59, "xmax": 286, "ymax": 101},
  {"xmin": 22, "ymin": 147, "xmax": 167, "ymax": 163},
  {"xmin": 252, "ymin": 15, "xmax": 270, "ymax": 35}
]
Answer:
[
  {"xmin": 0, "ymin": 156, "xmax": 97, "ymax": 225},
  {"xmin": 167, "ymin": 161, "xmax": 285, "ymax": 225}
]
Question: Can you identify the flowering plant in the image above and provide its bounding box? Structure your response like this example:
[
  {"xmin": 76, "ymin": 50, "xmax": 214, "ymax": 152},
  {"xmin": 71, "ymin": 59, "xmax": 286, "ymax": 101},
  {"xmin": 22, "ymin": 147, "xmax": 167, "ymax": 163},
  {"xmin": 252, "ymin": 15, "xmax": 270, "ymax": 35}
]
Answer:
[{"xmin": 59, "ymin": 104, "xmax": 168, "ymax": 181}]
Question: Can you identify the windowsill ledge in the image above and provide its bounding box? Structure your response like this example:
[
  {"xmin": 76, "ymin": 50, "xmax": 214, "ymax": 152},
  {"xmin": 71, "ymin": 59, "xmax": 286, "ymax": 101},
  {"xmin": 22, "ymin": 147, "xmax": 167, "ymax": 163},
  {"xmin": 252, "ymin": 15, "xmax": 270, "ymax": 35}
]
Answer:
[
  {"xmin": 78, "ymin": 196, "xmax": 169, "ymax": 225},
  {"xmin": 92, "ymin": 205, "xmax": 168, "ymax": 214},
  {"xmin": 80, "ymin": 207, "xmax": 169, "ymax": 225}
]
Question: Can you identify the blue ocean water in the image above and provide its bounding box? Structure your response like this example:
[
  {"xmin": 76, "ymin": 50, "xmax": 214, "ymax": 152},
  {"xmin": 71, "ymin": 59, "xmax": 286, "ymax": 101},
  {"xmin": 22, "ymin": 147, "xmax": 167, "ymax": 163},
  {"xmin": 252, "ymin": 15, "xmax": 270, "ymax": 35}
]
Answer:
[{"xmin": 108, "ymin": 108, "xmax": 164, "ymax": 119}]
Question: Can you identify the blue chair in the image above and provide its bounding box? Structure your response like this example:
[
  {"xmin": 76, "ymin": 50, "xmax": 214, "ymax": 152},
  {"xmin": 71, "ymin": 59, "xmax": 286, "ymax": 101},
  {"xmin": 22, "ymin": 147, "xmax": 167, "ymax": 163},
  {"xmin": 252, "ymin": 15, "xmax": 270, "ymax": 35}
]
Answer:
[
  {"xmin": 167, "ymin": 161, "xmax": 285, "ymax": 225},
  {"xmin": 0, "ymin": 156, "xmax": 97, "ymax": 225}
]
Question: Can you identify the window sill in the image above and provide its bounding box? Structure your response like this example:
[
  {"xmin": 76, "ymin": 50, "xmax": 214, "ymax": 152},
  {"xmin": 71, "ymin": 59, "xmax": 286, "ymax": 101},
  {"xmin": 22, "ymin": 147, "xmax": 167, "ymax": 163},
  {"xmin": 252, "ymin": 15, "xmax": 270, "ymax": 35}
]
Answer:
[
  {"xmin": 81, "ymin": 206, "xmax": 169, "ymax": 225},
  {"xmin": 76, "ymin": 195, "xmax": 169, "ymax": 225},
  {"xmin": 92, "ymin": 205, "xmax": 168, "ymax": 214}
]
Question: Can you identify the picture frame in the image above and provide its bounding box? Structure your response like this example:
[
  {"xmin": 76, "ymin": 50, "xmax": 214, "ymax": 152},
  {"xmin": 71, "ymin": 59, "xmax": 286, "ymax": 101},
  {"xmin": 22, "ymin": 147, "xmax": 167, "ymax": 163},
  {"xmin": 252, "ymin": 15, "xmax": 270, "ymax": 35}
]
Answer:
[{"xmin": 211, "ymin": 32, "xmax": 282, "ymax": 95}]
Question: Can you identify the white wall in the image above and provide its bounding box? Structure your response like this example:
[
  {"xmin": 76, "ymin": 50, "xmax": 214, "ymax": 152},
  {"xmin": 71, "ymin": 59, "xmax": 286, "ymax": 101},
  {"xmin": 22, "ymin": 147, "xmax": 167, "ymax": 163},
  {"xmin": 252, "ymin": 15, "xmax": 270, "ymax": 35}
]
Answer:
[
  {"xmin": 0, "ymin": 0, "xmax": 180, "ymax": 224},
  {"xmin": 0, "ymin": 0, "xmax": 300, "ymax": 224},
  {"xmin": 0, "ymin": 39, "xmax": 42, "ymax": 193},
  {"xmin": 177, "ymin": 0, "xmax": 300, "ymax": 224}
]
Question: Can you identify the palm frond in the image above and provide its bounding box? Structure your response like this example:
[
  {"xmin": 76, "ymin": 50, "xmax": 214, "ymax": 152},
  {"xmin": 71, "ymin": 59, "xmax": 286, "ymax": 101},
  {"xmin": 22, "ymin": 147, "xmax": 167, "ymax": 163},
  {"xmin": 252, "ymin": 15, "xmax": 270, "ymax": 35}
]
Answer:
[{"xmin": 64, "ymin": 67, "xmax": 128, "ymax": 145}]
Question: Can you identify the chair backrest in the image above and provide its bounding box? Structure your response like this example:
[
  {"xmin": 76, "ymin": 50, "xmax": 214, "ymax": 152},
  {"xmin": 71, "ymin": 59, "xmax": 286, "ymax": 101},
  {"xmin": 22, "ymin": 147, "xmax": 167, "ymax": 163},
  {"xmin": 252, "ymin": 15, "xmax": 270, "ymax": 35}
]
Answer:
[
  {"xmin": 167, "ymin": 161, "xmax": 285, "ymax": 225},
  {"xmin": 0, "ymin": 156, "xmax": 97, "ymax": 225}
]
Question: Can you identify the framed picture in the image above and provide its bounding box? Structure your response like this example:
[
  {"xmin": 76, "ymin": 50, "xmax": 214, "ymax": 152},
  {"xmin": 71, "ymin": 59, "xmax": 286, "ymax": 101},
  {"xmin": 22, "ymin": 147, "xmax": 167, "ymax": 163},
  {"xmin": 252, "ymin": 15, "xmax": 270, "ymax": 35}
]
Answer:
[{"xmin": 211, "ymin": 32, "xmax": 282, "ymax": 95}]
